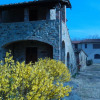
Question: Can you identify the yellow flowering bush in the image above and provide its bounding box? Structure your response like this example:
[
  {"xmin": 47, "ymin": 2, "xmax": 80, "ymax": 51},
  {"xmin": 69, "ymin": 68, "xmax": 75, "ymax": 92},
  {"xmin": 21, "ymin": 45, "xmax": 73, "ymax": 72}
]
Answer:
[{"xmin": 0, "ymin": 51, "xmax": 72, "ymax": 100}]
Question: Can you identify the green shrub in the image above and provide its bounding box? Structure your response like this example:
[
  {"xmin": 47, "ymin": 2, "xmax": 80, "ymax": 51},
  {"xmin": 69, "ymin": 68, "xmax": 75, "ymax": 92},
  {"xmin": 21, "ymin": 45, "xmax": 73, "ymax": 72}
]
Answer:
[
  {"xmin": 87, "ymin": 59, "xmax": 93, "ymax": 66},
  {"xmin": 0, "ymin": 51, "xmax": 72, "ymax": 100}
]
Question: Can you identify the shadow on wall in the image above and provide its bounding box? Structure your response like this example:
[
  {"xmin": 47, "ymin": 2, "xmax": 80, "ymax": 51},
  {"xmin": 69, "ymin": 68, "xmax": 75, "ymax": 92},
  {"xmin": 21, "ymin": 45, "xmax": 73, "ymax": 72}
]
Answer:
[
  {"xmin": 62, "ymin": 41, "xmax": 65, "ymax": 63},
  {"xmin": 67, "ymin": 52, "xmax": 70, "ymax": 68}
]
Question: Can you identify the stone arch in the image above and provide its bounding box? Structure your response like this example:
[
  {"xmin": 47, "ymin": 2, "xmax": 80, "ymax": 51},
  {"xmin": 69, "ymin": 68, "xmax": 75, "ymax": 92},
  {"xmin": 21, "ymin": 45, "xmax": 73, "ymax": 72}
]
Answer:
[
  {"xmin": 67, "ymin": 52, "xmax": 70, "ymax": 68},
  {"xmin": 62, "ymin": 41, "xmax": 65, "ymax": 63},
  {"xmin": 2, "ymin": 37, "xmax": 54, "ymax": 48},
  {"xmin": 3, "ymin": 40, "xmax": 53, "ymax": 63}
]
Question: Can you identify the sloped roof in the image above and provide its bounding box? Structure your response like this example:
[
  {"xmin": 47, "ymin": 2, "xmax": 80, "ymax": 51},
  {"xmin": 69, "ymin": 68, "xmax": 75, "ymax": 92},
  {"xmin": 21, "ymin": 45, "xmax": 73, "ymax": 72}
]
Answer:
[
  {"xmin": 72, "ymin": 41, "xmax": 81, "ymax": 44},
  {"xmin": 81, "ymin": 39, "xmax": 100, "ymax": 43},
  {"xmin": 80, "ymin": 49, "xmax": 88, "ymax": 57},
  {"xmin": 74, "ymin": 49, "xmax": 88, "ymax": 57},
  {"xmin": 0, "ymin": 0, "xmax": 71, "ymax": 10},
  {"xmin": 72, "ymin": 39, "xmax": 100, "ymax": 44}
]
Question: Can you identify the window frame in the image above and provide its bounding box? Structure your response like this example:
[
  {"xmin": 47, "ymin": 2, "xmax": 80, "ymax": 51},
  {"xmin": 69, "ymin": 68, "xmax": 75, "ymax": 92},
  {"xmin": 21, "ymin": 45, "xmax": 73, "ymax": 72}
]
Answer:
[
  {"xmin": 94, "ymin": 54, "xmax": 100, "ymax": 59},
  {"xmin": 85, "ymin": 44, "xmax": 87, "ymax": 48},
  {"xmin": 93, "ymin": 44, "xmax": 100, "ymax": 49},
  {"xmin": 75, "ymin": 44, "xmax": 78, "ymax": 49}
]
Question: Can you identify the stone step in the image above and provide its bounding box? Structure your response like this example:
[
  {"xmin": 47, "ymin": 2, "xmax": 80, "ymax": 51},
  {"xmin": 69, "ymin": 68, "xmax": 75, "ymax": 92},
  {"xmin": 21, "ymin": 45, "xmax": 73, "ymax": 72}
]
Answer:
[
  {"xmin": 79, "ymin": 70, "xmax": 100, "ymax": 74},
  {"xmin": 83, "ymin": 67, "xmax": 100, "ymax": 71},
  {"xmin": 82, "ymin": 97, "xmax": 100, "ymax": 100},
  {"xmin": 77, "ymin": 87, "xmax": 100, "ymax": 99},
  {"xmin": 80, "ymin": 70, "xmax": 100, "ymax": 73},
  {"xmin": 78, "ymin": 72, "xmax": 100, "ymax": 79},
  {"xmin": 81, "ymin": 65, "xmax": 100, "ymax": 71}
]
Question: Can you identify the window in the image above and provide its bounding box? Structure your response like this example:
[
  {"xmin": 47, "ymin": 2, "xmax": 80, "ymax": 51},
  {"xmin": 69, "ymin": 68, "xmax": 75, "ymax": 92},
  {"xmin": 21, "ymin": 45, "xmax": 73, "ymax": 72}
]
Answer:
[
  {"xmin": 29, "ymin": 7, "xmax": 47, "ymax": 21},
  {"xmin": 75, "ymin": 44, "xmax": 78, "ymax": 49},
  {"xmin": 94, "ymin": 54, "xmax": 100, "ymax": 59},
  {"xmin": 26, "ymin": 47, "xmax": 37, "ymax": 64},
  {"xmin": 29, "ymin": 9, "xmax": 38, "ymax": 21},
  {"xmin": 85, "ymin": 44, "xmax": 87, "ymax": 48},
  {"xmin": 93, "ymin": 44, "xmax": 100, "ymax": 49},
  {"xmin": 2, "ymin": 9, "xmax": 24, "ymax": 23}
]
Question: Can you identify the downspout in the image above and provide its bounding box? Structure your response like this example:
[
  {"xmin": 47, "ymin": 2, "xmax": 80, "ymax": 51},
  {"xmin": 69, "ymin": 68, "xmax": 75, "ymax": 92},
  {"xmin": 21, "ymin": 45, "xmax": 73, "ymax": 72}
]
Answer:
[
  {"xmin": 60, "ymin": 5, "xmax": 63, "ymax": 61},
  {"xmin": 58, "ymin": 3, "xmax": 62, "ymax": 61}
]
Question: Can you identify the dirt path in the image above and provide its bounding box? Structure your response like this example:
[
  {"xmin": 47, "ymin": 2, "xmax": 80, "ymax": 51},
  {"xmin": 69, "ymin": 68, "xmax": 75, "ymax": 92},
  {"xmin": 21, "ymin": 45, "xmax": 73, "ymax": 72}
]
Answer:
[{"xmin": 72, "ymin": 64, "xmax": 100, "ymax": 100}]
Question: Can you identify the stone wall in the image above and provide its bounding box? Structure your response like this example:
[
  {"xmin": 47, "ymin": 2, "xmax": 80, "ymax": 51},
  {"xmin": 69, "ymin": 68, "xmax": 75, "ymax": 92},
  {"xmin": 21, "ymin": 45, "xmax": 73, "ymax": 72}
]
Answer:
[
  {"xmin": 0, "ymin": 4, "xmax": 77, "ymax": 74},
  {"xmin": 0, "ymin": 20, "xmax": 60, "ymax": 61}
]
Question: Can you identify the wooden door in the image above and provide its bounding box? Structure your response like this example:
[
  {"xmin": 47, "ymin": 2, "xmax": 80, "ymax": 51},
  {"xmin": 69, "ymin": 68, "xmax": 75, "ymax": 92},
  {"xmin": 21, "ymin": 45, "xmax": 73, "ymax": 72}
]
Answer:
[{"xmin": 26, "ymin": 47, "xmax": 37, "ymax": 64}]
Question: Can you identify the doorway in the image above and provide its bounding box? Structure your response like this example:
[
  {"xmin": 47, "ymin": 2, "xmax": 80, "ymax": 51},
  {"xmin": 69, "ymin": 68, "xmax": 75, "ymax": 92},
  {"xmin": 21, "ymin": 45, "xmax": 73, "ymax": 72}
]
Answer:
[{"xmin": 26, "ymin": 47, "xmax": 37, "ymax": 64}]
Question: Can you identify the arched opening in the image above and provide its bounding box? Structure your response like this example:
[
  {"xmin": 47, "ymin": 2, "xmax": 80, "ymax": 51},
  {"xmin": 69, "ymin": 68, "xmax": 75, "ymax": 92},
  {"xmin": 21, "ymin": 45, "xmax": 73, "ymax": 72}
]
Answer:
[
  {"xmin": 4, "ymin": 40, "xmax": 53, "ymax": 63},
  {"xmin": 62, "ymin": 41, "xmax": 65, "ymax": 63},
  {"xmin": 67, "ymin": 52, "xmax": 70, "ymax": 68}
]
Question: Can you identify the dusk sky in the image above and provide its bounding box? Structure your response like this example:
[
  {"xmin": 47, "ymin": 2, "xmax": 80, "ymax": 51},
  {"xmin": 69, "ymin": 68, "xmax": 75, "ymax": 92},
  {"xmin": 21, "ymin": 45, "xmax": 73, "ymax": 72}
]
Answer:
[
  {"xmin": 0, "ymin": 0, "xmax": 100, "ymax": 40},
  {"xmin": 67, "ymin": 0, "xmax": 100, "ymax": 40}
]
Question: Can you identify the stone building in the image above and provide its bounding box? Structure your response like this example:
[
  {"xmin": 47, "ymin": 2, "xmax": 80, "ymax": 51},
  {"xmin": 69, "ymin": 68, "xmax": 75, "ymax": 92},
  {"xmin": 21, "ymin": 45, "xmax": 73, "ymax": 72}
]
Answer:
[
  {"xmin": 0, "ymin": 0, "xmax": 77, "ymax": 74},
  {"xmin": 72, "ymin": 39, "xmax": 100, "ymax": 64}
]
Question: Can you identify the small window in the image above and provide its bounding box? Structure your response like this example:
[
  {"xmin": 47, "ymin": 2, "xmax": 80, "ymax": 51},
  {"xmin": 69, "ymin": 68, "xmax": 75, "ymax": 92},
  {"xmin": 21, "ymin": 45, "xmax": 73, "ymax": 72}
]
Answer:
[
  {"xmin": 29, "ymin": 9, "xmax": 38, "ymax": 21},
  {"xmin": 93, "ymin": 44, "xmax": 100, "ymax": 49},
  {"xmin": 85, "ymin": 44, "xmax": 87, "ymax": 48},
  {"xmin": 75, "ymin": 44, "xmax": 78, "ymax": 49},
  {"xmin": 94, "ymin": 54, "xmax": 100, "ymax": 59},
  {"xmin": 81, "ymin": 56, "xmax": 82, "ymax": 61}
]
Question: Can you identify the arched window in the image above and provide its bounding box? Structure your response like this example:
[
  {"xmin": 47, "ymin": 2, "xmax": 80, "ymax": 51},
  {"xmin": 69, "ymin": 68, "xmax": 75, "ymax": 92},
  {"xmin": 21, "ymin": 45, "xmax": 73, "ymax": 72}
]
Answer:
[
  {"xmin": 62, "ymin": 41, "xmax": 65, "ymax": 63},
  {"xmin": 94, "ymin": 54, "xmax": 100, "ymax": 59},
  {"xmin": 67, "ymin": 52, "xmax": 70, "ymax": 68}
]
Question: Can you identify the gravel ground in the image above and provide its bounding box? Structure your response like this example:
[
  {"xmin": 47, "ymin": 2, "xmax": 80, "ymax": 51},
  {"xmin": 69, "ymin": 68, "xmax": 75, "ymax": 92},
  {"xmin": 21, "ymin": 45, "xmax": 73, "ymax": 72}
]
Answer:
[{"xmin": 71, "ymin": 64, "xmax": 100, "ymax": 100}]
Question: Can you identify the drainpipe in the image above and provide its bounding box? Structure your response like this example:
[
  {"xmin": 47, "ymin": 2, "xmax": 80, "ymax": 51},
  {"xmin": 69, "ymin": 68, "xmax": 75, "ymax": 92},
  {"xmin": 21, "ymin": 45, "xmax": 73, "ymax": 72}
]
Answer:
[
  {"xmin": 60, "ymin": 6, "xmax": 62, "ymax": 61},
  {"xmin": 58, "ymin": 3, "xmax": 62, "ymax": 61}
]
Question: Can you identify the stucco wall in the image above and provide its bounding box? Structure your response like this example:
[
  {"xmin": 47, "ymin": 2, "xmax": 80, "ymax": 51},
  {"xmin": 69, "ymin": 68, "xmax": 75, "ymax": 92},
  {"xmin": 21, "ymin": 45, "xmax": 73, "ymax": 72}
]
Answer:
[
  {"xmin": 62, "ymin": 22, "xmax": 77, "ymax": 74},
  {"xmin": 78, "ymin": 43, "xmax": 100, "ymax": 64},
  {"xmin": 79, "ymin": 50, "xmax": 87, "ymax": 69}
]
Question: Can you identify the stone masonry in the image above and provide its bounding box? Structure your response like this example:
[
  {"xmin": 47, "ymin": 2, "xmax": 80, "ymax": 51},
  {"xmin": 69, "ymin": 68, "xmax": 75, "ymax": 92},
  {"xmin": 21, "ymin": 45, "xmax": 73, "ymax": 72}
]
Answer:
[{"xmin": 0, "ymin": 0, "xmax": 77, "ymax": 74}]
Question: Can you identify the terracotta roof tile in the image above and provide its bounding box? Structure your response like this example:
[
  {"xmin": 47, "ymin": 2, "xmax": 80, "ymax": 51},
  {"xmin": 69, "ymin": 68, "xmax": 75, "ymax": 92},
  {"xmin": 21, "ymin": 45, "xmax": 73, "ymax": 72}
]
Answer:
[
  {"xmin": 72, "ymin": 41, "xmax": 81, "ymax": 44},
  {"xmin": 81, "ymin": 39, "xmax": 100, "ymax": 43},
  {"xmin": 72, "ymin": 39, "xmax": 100, "ymax": 44}
]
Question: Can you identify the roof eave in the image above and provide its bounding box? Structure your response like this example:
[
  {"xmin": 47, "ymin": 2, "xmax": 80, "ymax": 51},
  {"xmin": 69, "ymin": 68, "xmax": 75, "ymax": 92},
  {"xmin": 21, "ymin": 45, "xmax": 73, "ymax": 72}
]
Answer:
[{"xmin": 0, "ymin": 0, "xmax": 71, "ymax": 10}]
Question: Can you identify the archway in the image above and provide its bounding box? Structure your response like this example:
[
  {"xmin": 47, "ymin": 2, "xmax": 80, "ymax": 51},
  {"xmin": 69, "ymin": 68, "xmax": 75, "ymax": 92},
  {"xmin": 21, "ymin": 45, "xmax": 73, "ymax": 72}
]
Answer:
[
  {"xmin": 62, "ymin": 41, "xmax": 65, "ymax": 63},
  {"xmin": 4, "ymin": 40, "xmax": 53, "ymax": 63},
  {"xmin": 67, "ymin": 52, "xmax": 70, "ymax": 68}
]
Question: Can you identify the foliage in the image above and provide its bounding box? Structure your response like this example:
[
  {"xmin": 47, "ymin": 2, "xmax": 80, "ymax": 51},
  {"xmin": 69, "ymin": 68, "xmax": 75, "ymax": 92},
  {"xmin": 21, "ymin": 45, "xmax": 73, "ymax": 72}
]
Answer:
[
  {"xmin": 72, "ymin": 72, "xmax": 79, "ymax": 78},
  {"xmin": 0, "ymin": 51, "xmax": 72, "ymax": 100},
  {"xmin": 87, "ymin": 59, "xmax": 93, "ymax": 66}
]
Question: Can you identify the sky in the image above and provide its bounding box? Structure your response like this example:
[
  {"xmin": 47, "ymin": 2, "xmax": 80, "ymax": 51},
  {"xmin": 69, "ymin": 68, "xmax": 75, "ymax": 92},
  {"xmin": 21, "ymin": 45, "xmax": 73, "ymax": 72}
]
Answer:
[
  {"xmin": 67, "ymin": 0, "xmax": 100, "ymax": 40},
  {"xmin": 0, "ymin": 0, "xmax": 100, "ymax": 40}
]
